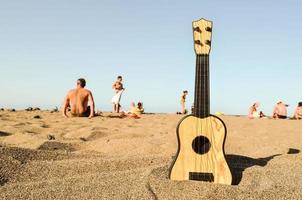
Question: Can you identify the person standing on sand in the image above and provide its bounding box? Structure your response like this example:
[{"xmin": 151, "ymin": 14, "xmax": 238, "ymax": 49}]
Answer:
[
  {"xmin": 294, "ymin": 102, "xmax": 302, "ymax": 120},
  {"xmin": 112, "ymin": 75, "xmax": 124, "ymax": 113},
  {"xmin": 180, "ymin": 90, "xmax": 188, "ymax": 114},
  {"xmin": 62, "ymin": 78, "xmax": 95, "ymax": 118},
  {"xmin": 272, "ymin": 100, "xmax": 288, "ymax": 119}
]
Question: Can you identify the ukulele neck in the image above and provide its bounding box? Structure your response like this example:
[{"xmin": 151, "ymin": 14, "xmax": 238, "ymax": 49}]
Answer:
[{"xmin": 193, "ymin": 54, "xmax": 210, "ymax": 118}]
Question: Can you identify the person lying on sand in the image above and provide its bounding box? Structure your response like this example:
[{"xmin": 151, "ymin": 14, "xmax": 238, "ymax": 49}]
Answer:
[
  {"xmin": 272, "ymin": 100, "xmax": 287, "ymax": 119},
  {"xmin": 120, "ymin": 102, "xmax": 144, "ymax": 119},
  {"xmin": 294, "ymin": 102, "xmax": 302, "ymax": 120},
  {"xmin": 62, "ymin": 78, "xmax": 95, "ymax": 118},
  {"xmin": 248, "ymin": 102, "xmax": 260, "ymax": 119},
  {"xmin": 112, "ymin": 75, "xmax": 124, "ymax": 113}
]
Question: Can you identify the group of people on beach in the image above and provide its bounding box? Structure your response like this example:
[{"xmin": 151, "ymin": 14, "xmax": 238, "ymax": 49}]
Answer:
[
  {"xmin": 62, "ymin": 76, "xmax": 144, "ymax": 119},
  {"xmin": 248, "ymin": 100, "xmax": 302, "ymax": 120},
  {"xmin": 61, "ymin": 77, "xmax": 301, "ymax": 120}
]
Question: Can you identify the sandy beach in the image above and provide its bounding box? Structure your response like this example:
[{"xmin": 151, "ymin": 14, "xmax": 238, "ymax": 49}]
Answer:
[{"xmin": 0, "ymin": 110, "xmax": 301, "ymax": 199}]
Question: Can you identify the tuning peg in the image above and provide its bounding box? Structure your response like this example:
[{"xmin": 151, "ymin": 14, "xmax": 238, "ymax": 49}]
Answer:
[
  {"xmin": 194, "ymin": 40, "xmax": 203, "ymax": 46},
  {"xmin": 205, "ymin": 40, "xmax": 211, "ymax": 46},
  {"xmin": 205, "ymin": 27, "xmax": 212, "ymax": 32},
  {"xmin": 193, "ymin": 27, "xmax": 202, "ymax": 33}
]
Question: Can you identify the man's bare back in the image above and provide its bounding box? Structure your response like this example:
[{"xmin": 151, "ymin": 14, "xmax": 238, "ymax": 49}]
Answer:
[
  {"xmin": 273, "ymin": 101, "xmax": 287, "ymax": 119},
  {"xmin": 63, "ymin": 79, "xmax": 95, "ymax": 118},
  {"xmin": 295, "ymin": 102, "xmax": 302, "ymax": 119}
]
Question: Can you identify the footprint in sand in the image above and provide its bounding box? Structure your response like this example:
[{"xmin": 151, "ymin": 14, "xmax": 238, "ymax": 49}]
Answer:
[
  {"xmin": 40, "ymin": 124, "xmax": 50, "ymax": 128},
  {"xmin": 38, "ymin": 141, "xmax": 75, "ymax": 152},
  {"xmin": 23, "ymin": 130, "xmax": 39, "ymax": 136},
  {"xmin": 0, "ymin": 131, "xmax": 11, "ymax": 137},
  {"xmin": 287, "ymin": 148, "xmax": 300, "ymax": 154},
  {"xmin": 14, "ymin": 122, "xmax": 31, "ymax": 127},
  {"xmin": 91, "ymin": 127, "xmax": 108, "ymax": 131},
  {"xmin": 0, "ymin": 117, "xmax": 11, "ymax": 121},
  {"xmin": 81, "ymin": 131, "xmax": 109, "ymax": 142}
]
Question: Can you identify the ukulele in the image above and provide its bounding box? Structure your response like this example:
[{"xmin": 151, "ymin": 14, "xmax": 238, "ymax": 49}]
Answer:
[{"xmin": 169, "ymin": 18, "xmax": 232, "ymax": 185}]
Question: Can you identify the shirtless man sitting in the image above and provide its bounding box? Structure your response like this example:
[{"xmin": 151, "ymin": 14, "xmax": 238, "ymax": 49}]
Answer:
[
  {"xmin": 294, "ymin": 102, "xmax": 302, "ymax": 120},
  {"xmin": 62, "ymin": 78, "xmax": 95, "ymax": 118},
  {"xmin": 272, "ymin": 100, "xmax": 287, "ymax": 119}
]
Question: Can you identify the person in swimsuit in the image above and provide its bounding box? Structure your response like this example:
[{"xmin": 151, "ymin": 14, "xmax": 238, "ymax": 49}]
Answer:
[
  {"xmin": 130, "ymin": 102, "xmax": 144, "ymax": 116},
  {"xmin": 294, "ymin": 102, "xmax": 302, "ymax": 120},
  {"xmin": 120, "ymin": 102, "xmax": 144, "ymax": 119},
  {"xmin": 62, "ymin": 78, "xmax": 95, "ymax": 118},
  {"xmin": 248, "ymin": 102, "xmax": 260, "ymax": 119},
  {"xmin": 112, "ymin": 76, "xmax": 124, "ymax": 113},
  {"xmin": 180, "ymin": 90, "xmax": 188, "ymax": 114},
  {"xmin": 272, "ymin": 100, "xmax": 288, "ymax": 119}
]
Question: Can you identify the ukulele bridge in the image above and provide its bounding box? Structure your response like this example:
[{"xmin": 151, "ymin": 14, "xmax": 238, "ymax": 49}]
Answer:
[{"xmin": 189, "ymin": 172, "xmax": 214, "ymax": 182}]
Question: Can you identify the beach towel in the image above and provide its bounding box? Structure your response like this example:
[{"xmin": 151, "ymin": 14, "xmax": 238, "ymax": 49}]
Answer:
[{"xmin": 111, "ymin": 90, "xmax": 123, "ymax": 104}]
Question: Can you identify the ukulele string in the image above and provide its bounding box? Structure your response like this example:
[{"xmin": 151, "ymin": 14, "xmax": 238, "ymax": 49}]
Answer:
[
  {"xmin": 203, "ymin": 23, "xmax": 212, "ymax": 182},
  {"xmin": 207, "ymin": 53, "xmax": 214, "ymax": 182},
  {"xmin": 195, "ymin": 54, "xmax": 199, "ymax": 175},
  {"xmin": 197, "ymin": 54, "xmax": 201, "ymax": 176},
  {"xmin": 200, "ymin": 52, "xmax": 207, "ymax": 180},
  {"xmin": 202, "ymin": 53, "xmax": 206, "ymax": 179},
  {"xmin": 199, "ymin": 54, "xmax": 203, "ymax": 176},
  {"xmin": 195, "ymin": 54, "xmax": 199, "ymax": 176},
  {"xmin": 200, "ymin": 54, "xmax": 203, "ymax": 177},
  {"xmin": 204, "ymin": 53, "xmax": 208, "ymax": 180},
  {"xmin": 205, "ymin": 33, "xmax": 211, "ymax": 181},
  {"xmin": 202, "ymin": 54, "xmax": 206, "ymax": 178},
  {"xmin": 200, "ymin": 54, "xmax": 204, "ymax": 177},
  {"xmin": 210, "ymin": 55, "xmax": 215, "ymax": 182},
  {"xmin": 199, "ymin": 53, "xmax": 204, "ymax": 179},
  {"xmin": 204, "ymin": 54, "xmax": 209, "ymax": 179},
  {"xmin": 209, "ymin": 30, "xmax": 216, "ymax": 183}
]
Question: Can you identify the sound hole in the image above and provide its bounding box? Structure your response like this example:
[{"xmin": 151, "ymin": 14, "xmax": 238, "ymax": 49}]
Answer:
[{"xmin": 192, "ymin": 136, "xmax": 211, "ymax": 154}]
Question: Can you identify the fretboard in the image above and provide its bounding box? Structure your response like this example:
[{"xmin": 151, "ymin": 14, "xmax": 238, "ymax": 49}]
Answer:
[{"xmin": 193, "ymin": 54, "xmax": 210, "ymax": 118}]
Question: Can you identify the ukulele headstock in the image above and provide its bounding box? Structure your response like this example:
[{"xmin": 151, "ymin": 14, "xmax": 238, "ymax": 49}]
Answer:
[{"xmin": 192, "ymin": 18, "xmax": 213, "ymax": 55}]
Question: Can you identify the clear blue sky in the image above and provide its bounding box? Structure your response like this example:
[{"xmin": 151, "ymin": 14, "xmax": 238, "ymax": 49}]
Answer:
[{"xmin": 0, "ymin": 0, "xmax": 301, "ymax": 115}]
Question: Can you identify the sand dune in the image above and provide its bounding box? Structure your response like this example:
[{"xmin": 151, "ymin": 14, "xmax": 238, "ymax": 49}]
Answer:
[{"xmin": 0, "ymin": 111, "xmax": 301, "ymax": 199}]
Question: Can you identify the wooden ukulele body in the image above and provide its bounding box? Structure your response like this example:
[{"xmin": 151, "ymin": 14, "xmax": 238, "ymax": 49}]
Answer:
[{"xmin": 170, "ymin": 115, "xmax": 232, "ymax": 185}]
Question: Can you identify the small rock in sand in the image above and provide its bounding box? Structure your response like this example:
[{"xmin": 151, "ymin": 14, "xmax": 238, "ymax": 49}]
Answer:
[
  {"xmin": 47, "ymin": 134, "xmax": 56, "ymax": 140},
  {"xmin": 50, "ymin": 107, "xmax": 59, "ymax": 113},
  {"xmin": 33, "ymin": 115, "xmax": 41, "ymax": 119},
  {"xmin": 25, "ymin": 107, "xmax": 33, "ymax": 111}
]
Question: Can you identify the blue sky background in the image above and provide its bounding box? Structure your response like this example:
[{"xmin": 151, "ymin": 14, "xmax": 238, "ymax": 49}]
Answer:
[{"xmin": 0, "ymin": 0, "xmax": 301, "ymax": 115}]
